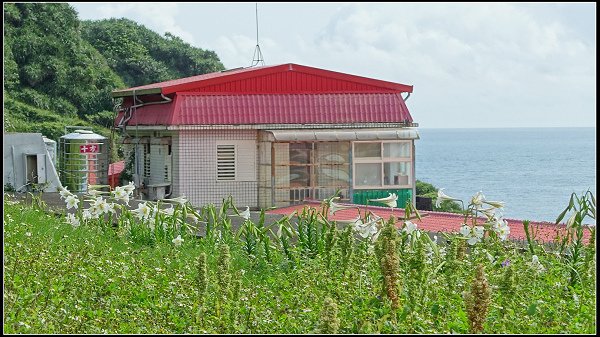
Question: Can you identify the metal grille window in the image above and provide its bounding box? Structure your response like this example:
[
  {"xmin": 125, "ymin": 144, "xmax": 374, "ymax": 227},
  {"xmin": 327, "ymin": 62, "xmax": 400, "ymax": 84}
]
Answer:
[
  {"xmin": 143, "ymin": 143, "xmax": 151, "ymax": 178},
  {"xmin": 272, "ymin": 141, "xmax": 351, "ymax": 204},
  {"xmin": 217, "ymin": 144, "xmax": 236, "ymax": 181}
]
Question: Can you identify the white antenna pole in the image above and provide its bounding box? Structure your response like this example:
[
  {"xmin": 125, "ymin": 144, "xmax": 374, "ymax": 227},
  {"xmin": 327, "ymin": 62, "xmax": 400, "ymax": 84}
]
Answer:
[{"xmin": 251, "ymin": 2, "xmax": 265, "ymax": 67}]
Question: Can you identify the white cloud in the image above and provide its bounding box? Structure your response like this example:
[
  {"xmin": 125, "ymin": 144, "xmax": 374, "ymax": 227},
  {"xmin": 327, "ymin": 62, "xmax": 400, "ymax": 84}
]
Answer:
[{"xmin": 283, "ymin": 3, "xmax": 596, "ymax": 127}]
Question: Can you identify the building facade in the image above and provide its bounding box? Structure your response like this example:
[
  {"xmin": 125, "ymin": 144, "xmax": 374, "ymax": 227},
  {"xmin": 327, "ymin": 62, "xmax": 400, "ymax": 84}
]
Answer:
[{"xmin": 113, "ymin": 63, "xmax": 419, "ymax": 209}]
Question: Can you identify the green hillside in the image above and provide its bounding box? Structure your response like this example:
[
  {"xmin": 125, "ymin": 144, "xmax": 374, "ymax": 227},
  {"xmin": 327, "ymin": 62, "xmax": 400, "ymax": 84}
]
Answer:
[{"xmin": 3, "ymin": 3, "xmax": 224, "ymax": 154}]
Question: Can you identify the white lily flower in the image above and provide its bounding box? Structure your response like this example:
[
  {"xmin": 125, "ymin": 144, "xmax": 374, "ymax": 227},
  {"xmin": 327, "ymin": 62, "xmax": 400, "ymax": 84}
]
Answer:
[
  {"xmin": 87, "ymin": 189, "xmax": 103, "ymax": 196},
  {"xmin": 473, "ymin": 226, "xmax": 485, "ymax": 239},
  {"xmin": 435, "ymin": 188, "xmax": 460, "ymax": 208},
  {"xmin": 497, "ymin": 225, "xmax": 510, "ymax": 241},
  {"xmin": 123, "ymin": 181, "xmax": 136, "ymax": 194},
  {"xmin": 112, "ymin": 187, "xmax": 131, "ymax": 205},
  {"xmin": 59, "ymin": 186, "xmax": 72, "ymax": 199},
  {"xmin": 355, "ymin": 221, "xmax": 377, "ymax": 238},
  {"xmin": 328, "ymin": 198, "xmax": 354, "ymax": 215},
  {"xmin": 120, "ymin": 194, "xmax": 131, "ymax": 206},
  {"xmin": 530, "ymin": 255, "xmax": 545, "ymax": 273},
  {"xmin": 479, "ymin": 207, "xmax": 497, "ymax": 220},
  {"xmin": 93, "ymin": 197, "xmax": 110, "ymax": 215},
  {"xmin": 467, "ymin": 236, "xmax": 480, "ymax": 245},
  {"xmin": 368, "ymin": 193, "xmax": 398, "ymax": 208},
  {"xmin": 459, "ymin": 224, "xmax": 471, "ymax": 237},
  {"xmin": 162, "ymin": 195, "xmax": 188, "ymax": 205},
  {"xmin": 65, "ymin": 195, "xmax": 79, "ymax": 210},
  {"xmin": 460, "ymin": 224, "xmax": 482, "ymax": 245},
  {"xmin": 353, "ymin": 216, "xmax": 380, "ymax": 239},
  {"xmin": 470, "ymin": 191, "xmax": 486, "ymax": 207},
  {"xmin": 403, "ymin": 220, "xmax": 418, "ymax": 234},
  {"xmin": 89, "ymin": 205, "xmax": 102, "ymax": 219},
  {"xmin": 82, "ymin": 209, "xmax": 93, "ymax": 220},
  {"xmin": 66, "ymin": 213, "xmax": 80, "ymax": 227},
  {"xmin": 492, "ymin": 217, "xmax": 508, "ymax": 230},
  {"xmin": 239, "ymin": 206, "xmax": 251, "ymax": 220},
  {"xmin": 172, "ymin": 235, "xmax": 184, "ymax": 246},
  {"xmin": 133, "ymin": 202, "xmax": 152, "ymax": 219}
]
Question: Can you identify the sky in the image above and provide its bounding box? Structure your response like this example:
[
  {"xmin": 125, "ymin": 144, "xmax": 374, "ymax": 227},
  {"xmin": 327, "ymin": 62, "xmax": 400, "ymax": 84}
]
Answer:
[{"xmin": 70, "ymin": 2, "xmax": 596, "ymax": 128}]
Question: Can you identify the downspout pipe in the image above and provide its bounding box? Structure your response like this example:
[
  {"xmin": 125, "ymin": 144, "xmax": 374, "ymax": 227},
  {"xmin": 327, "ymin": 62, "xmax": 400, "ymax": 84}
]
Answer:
[{"xmin": 402, "ymin": 92, "xmax": 411, "ymax": 102}]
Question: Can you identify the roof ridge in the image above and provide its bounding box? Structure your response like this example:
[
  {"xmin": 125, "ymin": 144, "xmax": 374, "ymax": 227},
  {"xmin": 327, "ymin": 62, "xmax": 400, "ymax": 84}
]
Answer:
[{"xmin": 112, "ymin": 63, "xmax": 413, "ymax": 98}]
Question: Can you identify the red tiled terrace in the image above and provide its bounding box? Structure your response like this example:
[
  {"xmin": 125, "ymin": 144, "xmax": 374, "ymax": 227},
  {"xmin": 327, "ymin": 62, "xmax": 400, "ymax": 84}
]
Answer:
[{"xmin": 267, "ymin": 201, "xmax": 593, "ymax": 244}]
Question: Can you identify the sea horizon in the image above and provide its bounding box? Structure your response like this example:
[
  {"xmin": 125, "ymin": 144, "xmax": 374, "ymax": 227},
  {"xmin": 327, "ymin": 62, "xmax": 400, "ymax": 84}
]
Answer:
[{"xmin": 415, "ymin": 126, "xmax": 596, "ymax": 223}]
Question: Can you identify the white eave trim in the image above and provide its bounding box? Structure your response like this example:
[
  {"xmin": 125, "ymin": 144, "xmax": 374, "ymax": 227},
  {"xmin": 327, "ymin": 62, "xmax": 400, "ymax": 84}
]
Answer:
[
  {"xmin": 116, "ymin": 122, "xmax": 418, "ymax": 132},
  {"xmin": 261, "ymin": 128, "xmax": 420, "ymax": 142}
]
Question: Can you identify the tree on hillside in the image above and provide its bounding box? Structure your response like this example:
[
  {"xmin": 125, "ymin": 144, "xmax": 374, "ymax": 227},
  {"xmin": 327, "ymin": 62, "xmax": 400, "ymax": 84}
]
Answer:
[
  {"xmin": 4, "ymin": 2, "xmax": 124, "ymax": 119},
  {"xmin": 80, "ymin": 18, "xmax": 224, "ymax": 87}
]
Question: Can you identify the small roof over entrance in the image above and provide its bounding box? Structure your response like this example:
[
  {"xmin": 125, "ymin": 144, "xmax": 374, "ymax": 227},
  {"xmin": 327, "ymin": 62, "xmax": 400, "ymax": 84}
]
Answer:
[{"xmin": 261, "ymin": 128, "xmax": 420, "ymax": 142}]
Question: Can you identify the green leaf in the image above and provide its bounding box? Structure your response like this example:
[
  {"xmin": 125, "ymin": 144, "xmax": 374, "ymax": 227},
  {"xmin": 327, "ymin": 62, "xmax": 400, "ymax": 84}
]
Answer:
[
  {"xmin": 430, "ymin": 303, "xmax": 440, "ymax": 316},
  {"xmin": 399, "ymin": 304, "xmax": 411, "ymax": 320},
  {"xmin": 555, "ymin": 207, "xmax": 569, "ymax": 225},
  {"xmin": 568, "ymin": 193, "xmax": 575, "ymax": 209},
  {"xmin": 526, "ymin": 303, "xmax": 537, "ymax": 316}
]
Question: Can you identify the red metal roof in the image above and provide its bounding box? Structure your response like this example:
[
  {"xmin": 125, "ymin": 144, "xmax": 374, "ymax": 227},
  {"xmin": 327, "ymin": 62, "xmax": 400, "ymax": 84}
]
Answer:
[
  {"xmin": 113, "ymin": 63, "xmax": 413, "ymax": 96},
  {"xmin": 118, "ymin": 92, "xmax": 413, "ymax": 126},
  {"xmin": 267, "ymin": 201, "xmax": 591, "ymax": 244}
]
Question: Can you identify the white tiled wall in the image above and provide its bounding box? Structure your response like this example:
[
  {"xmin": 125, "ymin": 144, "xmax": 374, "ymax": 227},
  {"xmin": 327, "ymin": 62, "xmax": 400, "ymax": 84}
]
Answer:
[
  {"xmin": 171, "ymin": 133, "xmax": 179, "ymax": 196},
  {"xmin": 176, "ymin": 130, "xmax": 258, "ymax": 208}
]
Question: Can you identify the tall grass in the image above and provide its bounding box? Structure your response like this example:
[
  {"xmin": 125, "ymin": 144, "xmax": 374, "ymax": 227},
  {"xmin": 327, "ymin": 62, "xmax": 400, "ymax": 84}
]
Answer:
[{"xmin": 3, "ymin": 190, "xmax": 596, "ymax": 334}]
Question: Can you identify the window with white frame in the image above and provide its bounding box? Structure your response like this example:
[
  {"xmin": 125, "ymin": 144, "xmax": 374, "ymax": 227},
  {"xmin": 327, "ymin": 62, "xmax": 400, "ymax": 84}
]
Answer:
[{"xmin": 352, "ymin": 141, "xmax": 412, "ymax": 188}]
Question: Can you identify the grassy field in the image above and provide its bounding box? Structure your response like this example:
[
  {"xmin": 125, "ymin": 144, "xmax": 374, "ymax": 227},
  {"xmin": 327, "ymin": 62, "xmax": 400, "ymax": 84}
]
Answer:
[{"xmin": 3, "ymin": 191, "xmax": 596, "ymax": 334}]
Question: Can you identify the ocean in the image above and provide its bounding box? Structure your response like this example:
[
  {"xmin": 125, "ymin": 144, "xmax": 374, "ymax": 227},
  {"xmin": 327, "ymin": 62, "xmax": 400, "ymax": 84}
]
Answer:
[{"xmin": 415, "ymin": 127, "xmax": 596, "ymax": 223}]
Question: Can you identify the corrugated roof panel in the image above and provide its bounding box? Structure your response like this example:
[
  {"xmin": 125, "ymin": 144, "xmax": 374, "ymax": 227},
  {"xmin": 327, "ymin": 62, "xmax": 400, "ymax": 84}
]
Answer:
[
  {"xmin": 120, "ymin": 97, "xmax": 178, "ymax": 126},
  {"xmin": 121, "ymin": 93, "xmax": 413, "ymax": 126}
]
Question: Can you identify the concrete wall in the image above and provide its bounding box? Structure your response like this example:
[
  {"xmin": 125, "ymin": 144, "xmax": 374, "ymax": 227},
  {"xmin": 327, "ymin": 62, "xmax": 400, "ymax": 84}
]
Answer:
[{"xmin": 3, "ymin": 133, "xmax": 62, "ymax": 192}]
